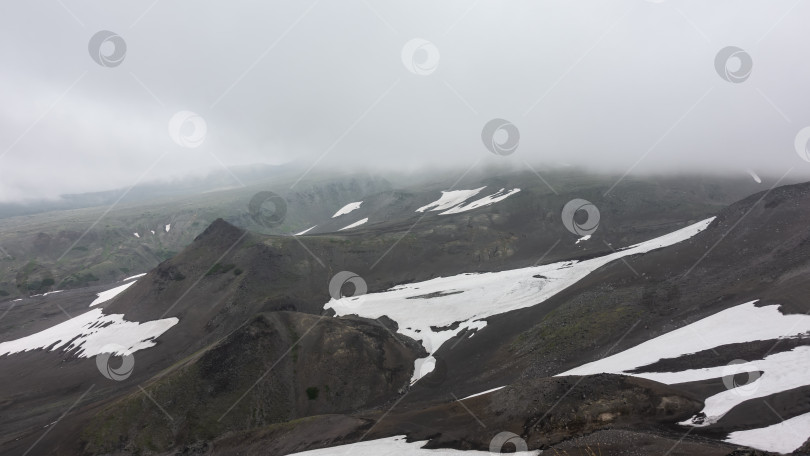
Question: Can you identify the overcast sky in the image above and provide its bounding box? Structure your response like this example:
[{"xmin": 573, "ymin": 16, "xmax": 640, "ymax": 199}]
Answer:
[{"xmin": 1, "ymin": 0, "xmax": 809, "ymax": 202}]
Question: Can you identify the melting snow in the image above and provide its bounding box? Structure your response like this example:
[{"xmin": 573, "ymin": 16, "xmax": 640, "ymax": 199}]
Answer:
[
  {"xmin": 557, "ymin": 301, "xmax": 810, "ymax": 453},
  {"xmin": 726, "ymin": 411, "xmax": 810, "ymax": 454},
  {"xmin": 90, "ymin": 281, "xmax": 137, "ymax": 307},
  {"xmin": 288, "ymin": 436, "xmax": 539, "ymax": 455},
  {"xmin": 416, "ymin": 188, "xmax": 486, "ymax": 213},
  {"xmin": 338, "ymin": 218, "xmax": 369, "ymax": 231},
  {"xmin": 332, "ymin": 201, "xmax": 363, "ymax": 218},
  {"xmin": 439, "ymin": 188, "xmax": 521, "ymax": 215},
  {"xmin": 295, "ymin": 225, "xmax": 317, "ymax": 236},
  {"xmin": 0, "ymin": 308, "xmax": 178, "ymax": 358},
  {"xmin": 326, "ymin": 218, "xmax": 714, "ymax": 384},
  {"xmin": 123, "ymin": 273, "xmax": 147, "ymax": 282}
]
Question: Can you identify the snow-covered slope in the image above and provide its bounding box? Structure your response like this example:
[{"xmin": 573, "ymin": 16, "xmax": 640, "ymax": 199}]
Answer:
[
  {"xmin": 416, "ymin": 187, "xmax": 520, "ymax": 215},
  {"xmin": 288, "ymin": 436, "xmax": 539, "ymax": 455},
  {"xmin": 326, "ymin": 218, "xmax": 715, "ymax": 384},
  {"xmin": 558, "ymin": 301, "xmax": 810, "ymax": 453}
]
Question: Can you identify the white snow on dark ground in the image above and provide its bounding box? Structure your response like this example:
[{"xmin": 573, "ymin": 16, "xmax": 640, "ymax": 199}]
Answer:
[
  {"xmin": 165, "ymin": 224, "xmax": 171, "ymax": 232},
  {"xmin": 558, "ymin": 301, "xmax": 810, "ymax": 453},
  {"xmin": 727, "ymin": 411, "xmax": 810, "ymax": 454},
  {"xmin": 439, "ymin": 188, "xmax": 521, "ymax": 215},
  {"xmin": 339, "ymin": 217, "xmax": 369, "ymax": 231},
  {"xmin": 332, "ymin": 201, "xmax": 363, "ymax": 218},
  {"xmin": 416, "ymin": 187, "xmax": 520, "ymax": 215},
  {"xmin": 90, "ymin": 279, "xmax": 141, "ymax": 306},
  {"xmin": 0, "ymin": 308, "xmax": 178, "ymax": 358},
  {"xmin": 416, "ymin": 188, "xmax": 485, "ymax": 213},
  {"xmin": 327, "ymin": 218, "xmax": 715, "ymax": 384},
  {"xmin": 133, "ymin": 232, "xmax": 139, "ymax": 238},
  {"xmin": 288, "ymin": 436, "xmax": 540, "ymax": 455},
  {"xmin": 575, "ymin": 234, "xmax": 591, "ymax": 244},
  {"xmin": 123, "ymin": 273, "xmax": 147, "ymax": 282},
  {"xmin": 461, "ymin": 386, "xmax": 506, "ymax": 400},
  {"xmin": 294, "ymin": 225, "xmax": 317, "ymax": 235}
]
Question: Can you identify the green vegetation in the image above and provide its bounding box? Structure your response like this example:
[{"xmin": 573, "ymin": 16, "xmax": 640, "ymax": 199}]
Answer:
[
  {"xmin": 206, "ymin": 263, "xmax": 236, "ymax": 276},
  {"xmin": 305, "ymin": 387, "xmax": 319, "ymax": 400},
  {"xmin": 233, "ymin": 268, "xmax": 243, "ymax": 276},
  {"xmin": 0, "ymin": 290, "xmax": 9, "ymax": 296}
]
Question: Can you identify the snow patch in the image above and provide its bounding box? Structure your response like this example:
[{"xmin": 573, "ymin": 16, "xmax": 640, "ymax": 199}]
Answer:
[
  {"xmin": 416, "ymin": 188, "xmax": 486, "ymax": 213},
  {"xmin": 338, "ymin": 218, "xmax": 368, "ymax": 231},
  {"xmin": 0, "ymin": 308, "xmax": 178, "ymax": 358},
  {"xmin": 326, "ymin": 218, "xmax": 714, "ymax": 384},
  {"xmin": 288, "ymin": 435, "xmax": 539, "ymax": 455},
  {"xmin": 461, "ymin": 386, "xmax": 506, "ymax": 400},
  {"xmin": 133, "ymin": 233, "xmax": 140, "ymax": 238},
  {"xmin": 123, "ymin": 273, "xmax": 147, "ymax": 282},
  {"xmin": 165, "ymin": 224, "xmax": 171, "ymax": 232},
  {"xmin": 575, "ymin": 235, "xmax": 591, "ymax": 244},
  {"xmin": 332, "ymin": 201, "xmax": 363, "ymax": 218},
  {"xmin": 90, "ymin": 281, "xmax": 137, "ymax": 307},
  {"xmin": 439, "ymin": 188, "xmax": 521, "ymax": 215},
  {"xmin": 726, "ymin": 411, "xmax": 810, "ymax": 454},
  {"xmin": 295, "ymin": 225, "xmax": 317, "ymax": 236}
]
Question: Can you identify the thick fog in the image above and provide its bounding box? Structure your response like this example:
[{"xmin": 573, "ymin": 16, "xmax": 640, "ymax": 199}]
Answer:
[{"xmin": 1, "ymin": 0, "xmax": 809, "ymax": 201}]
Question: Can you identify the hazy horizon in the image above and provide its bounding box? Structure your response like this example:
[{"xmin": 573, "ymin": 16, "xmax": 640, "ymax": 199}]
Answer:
[{"xmin": 2, "ymin": 0, "xmax": 810, "ymax": 202}]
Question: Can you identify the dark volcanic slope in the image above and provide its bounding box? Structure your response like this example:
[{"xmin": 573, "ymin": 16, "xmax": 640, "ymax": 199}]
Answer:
[{"xmin": 0, "ymin": 172, "xmax": 793, "ymax": 456}]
